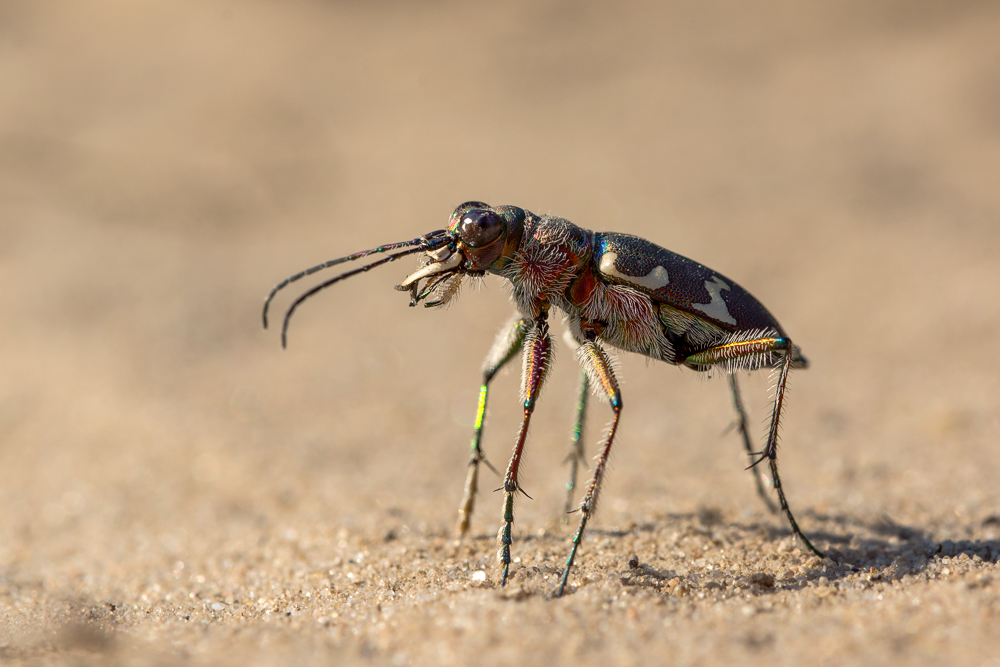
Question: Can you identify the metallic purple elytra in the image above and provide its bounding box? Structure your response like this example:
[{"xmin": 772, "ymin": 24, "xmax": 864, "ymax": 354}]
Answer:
[
  {"xmin": 263, "ymin": 201, "xmax": 822, "ymax": 597},
  {"xmin": 594, "ymin": 233, "xmax": 789, "ymax": 343}
]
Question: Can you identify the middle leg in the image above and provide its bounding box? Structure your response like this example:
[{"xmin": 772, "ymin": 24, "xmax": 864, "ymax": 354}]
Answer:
[
  {"xmin": 560, "ymin": 330, "xmax": 590, "ymax": 516},
  {"xmin": 564, "ymin": 369, "xmax": 590, "ymax": 516},
  {"xmin": 557, "ymin": 336, "xmax": 622, "ymax": 597}
]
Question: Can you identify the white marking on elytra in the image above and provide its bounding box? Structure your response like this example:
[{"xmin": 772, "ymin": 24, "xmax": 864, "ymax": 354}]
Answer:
[
  {"xmin": 598, "ymin": 252, "xmax": 670, "ymax": 290},
  {"xmin": 691, "ymin": 275, "xmax": 737, "ymax": 325}
]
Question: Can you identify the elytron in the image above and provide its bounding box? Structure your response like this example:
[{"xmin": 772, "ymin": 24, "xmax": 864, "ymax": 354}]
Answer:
[{"xmin": 263, "ymin": 202, "xmax": 823, "ymax": 597}]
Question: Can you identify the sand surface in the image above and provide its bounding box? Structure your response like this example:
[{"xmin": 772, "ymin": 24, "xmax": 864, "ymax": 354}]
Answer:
[{"xmin": 1, "ymin": 1, "xmax": 999, "ymax": 665}]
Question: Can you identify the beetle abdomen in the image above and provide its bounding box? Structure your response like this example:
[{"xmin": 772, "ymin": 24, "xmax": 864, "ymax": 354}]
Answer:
[{"xmin": 593, "ymin": 233, "xmax": 785, "ymax": 336}]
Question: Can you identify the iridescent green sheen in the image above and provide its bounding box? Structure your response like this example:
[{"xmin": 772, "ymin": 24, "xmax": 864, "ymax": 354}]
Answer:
[
  {"xmin": 456, "ymin": 318, "xmax": 527, "ymax": 538},
  {"xmin": 563, "ymin": 370, "xmax": 589, "ymax": 516},
  {"xmin": 684, "ymin": 336, "xmax": 786, "ymax": 367}
]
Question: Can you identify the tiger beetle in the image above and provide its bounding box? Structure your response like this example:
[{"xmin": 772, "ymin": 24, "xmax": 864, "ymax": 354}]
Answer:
[{"xmin": 263, "ymin": 202, "xmax": 824, "ymax": 597}]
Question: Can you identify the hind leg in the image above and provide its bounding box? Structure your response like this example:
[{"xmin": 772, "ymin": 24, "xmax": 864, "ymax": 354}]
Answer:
[
  {"xmin": 686, "ymin": 336, "xmax": 823, "ymax": 558},
  {"xmin": 728, "ymin": 374, "xmax": 778, "ymax": 514}
]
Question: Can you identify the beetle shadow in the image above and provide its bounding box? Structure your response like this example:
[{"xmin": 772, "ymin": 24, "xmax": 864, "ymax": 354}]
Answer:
[
  {"xmin": 589, "ymin": 509, "xmax": 1000, "ymax": 589},
  {"xmin": 800, "ymin": 511, "xmax": 999, "ymax": 579}
]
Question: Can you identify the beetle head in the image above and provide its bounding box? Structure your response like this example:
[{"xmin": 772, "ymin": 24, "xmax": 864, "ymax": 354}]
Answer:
[
  {"xmin": 448, "ymin": 202, "xmax": 525, "ymax": 271},
  {"xmin": 265, "ymin": 202, "xmax": 525, "ymax": 348},
  {"xmin": 397, "ymin": 202, "xmax": 525, "ymax": 305}
]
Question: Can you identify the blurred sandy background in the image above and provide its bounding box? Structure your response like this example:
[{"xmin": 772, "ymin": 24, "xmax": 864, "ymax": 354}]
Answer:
[{"xmin": 1, "ymin": 1, "xmax": 999, "ymax": 665}]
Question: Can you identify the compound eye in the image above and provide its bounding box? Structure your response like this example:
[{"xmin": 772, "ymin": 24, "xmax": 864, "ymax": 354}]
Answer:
[{"xmin": 458, "ymin": 210, "xmax": 504, "ymax": 248}]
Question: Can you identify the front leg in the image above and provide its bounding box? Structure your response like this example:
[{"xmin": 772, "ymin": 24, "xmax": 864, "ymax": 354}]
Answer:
[
  {"xmin": 456, "ymin": 314, "xmax": 527, "ymax": 538},
  {"xmin": 497, "ymin": 306, "xmax": 552, "ymax": 586}
]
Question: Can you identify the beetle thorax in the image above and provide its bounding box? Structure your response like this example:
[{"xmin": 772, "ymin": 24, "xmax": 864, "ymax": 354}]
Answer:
[{"xmin": 498, "ymin": 215, "xmax": 591, "ymax": 317}]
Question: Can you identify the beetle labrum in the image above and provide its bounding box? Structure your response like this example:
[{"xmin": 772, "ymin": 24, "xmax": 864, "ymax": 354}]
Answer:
[{"xmin": 263, "ymin": 202, "xmax": 823, "ymax": 597}]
